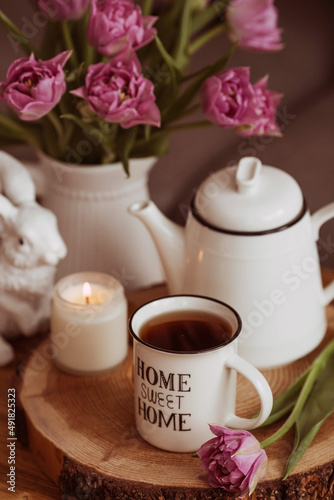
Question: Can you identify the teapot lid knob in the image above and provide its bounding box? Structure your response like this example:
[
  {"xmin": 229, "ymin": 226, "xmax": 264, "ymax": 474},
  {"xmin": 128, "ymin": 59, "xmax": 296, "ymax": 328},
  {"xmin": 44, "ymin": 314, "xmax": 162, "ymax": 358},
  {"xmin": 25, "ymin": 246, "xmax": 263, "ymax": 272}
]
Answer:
[
  {"xmin": 236, "ymin": 157, "xmax": 262, "ymax": 194},
  {"xmin": 194, "ymin": 156, "xmax": 305, "ymax": 233}
]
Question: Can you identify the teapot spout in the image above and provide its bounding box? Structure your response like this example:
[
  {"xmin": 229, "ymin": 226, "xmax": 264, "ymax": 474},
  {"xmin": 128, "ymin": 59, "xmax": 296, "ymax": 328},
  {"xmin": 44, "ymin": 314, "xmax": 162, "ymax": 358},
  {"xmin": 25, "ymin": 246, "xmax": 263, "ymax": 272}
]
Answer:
[{"xmin": 128, "ymin": 201, "xmax": 185, "ymax": 293}]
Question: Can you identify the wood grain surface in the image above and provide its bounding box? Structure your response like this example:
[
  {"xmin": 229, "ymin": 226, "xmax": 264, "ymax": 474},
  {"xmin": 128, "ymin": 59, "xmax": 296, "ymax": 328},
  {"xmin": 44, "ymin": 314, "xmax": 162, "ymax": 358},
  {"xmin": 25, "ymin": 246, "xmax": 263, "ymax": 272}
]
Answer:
[{"xmin": 1, "ymin": 271, "xmax": 334, "ymax": 499}]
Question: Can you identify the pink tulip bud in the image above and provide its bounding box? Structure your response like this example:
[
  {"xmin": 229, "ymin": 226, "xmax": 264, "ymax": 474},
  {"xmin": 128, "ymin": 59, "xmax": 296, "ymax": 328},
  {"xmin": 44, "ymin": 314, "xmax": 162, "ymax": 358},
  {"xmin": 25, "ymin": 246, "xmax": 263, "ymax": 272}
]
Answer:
[
  {"xmin": 200, "ymin": 67, "xmax": 255, "ymax": 128},
  {"xmin": 226, "ymin": 0, "xmax": 283, "ymax": 52},
  {"xmin": 87, "ymin": 0, "xmax": 157, "ymax": 57},
  {"xmin": 197, "ymin": 425, "xmax": 268, "ymax": 497},
  {"xmin": 200, "ymin": 66, "xmax": 282, "ymax": 137},
  {"xmin": 71, "ymin": 52, "xmax": 160, "ymax": 129},
  {"xmin": 0, "ymin": 51, "xmax": 72, "ymax": 121},
  {"xmin": 236, "ymin": 75, "xmax": 283, "ymax": 137}
]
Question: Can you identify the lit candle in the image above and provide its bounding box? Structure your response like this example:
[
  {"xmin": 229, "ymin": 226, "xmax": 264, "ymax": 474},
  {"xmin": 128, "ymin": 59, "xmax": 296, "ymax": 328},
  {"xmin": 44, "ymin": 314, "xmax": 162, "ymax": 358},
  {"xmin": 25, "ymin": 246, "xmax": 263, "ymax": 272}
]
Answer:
[{"xmin": 50, "ymin": 272, "xmax": 128, "ymax": 376}]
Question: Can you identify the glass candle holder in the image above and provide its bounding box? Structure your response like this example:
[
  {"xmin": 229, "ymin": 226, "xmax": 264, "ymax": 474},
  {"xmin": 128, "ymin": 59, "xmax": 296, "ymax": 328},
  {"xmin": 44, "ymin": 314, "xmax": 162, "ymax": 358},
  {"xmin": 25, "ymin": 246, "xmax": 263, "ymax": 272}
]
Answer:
[{"xmin": 50, "ymin": 272, "xmax": 128, "ymax": 376}]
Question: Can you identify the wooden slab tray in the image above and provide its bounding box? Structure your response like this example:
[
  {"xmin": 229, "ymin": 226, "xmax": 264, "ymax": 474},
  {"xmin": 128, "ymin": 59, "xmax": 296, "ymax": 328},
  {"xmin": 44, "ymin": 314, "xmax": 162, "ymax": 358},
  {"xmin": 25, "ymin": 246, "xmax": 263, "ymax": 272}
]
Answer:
[{"xmin": 16, "ymin": 289, "xmax": 334, "ymax": 499}]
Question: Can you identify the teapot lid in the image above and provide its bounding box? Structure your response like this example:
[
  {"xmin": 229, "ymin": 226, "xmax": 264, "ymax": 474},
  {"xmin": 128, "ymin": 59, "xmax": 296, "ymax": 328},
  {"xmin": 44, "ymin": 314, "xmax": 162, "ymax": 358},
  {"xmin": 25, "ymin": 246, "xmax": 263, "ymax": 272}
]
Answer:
[{"xmin": 193, "ymin": 157, "xmax": 305, "ymax": 233}]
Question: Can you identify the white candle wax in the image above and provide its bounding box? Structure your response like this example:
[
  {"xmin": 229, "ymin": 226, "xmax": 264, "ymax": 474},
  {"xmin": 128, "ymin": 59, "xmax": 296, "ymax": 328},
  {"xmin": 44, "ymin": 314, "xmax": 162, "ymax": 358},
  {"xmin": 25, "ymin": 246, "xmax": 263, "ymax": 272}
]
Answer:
[
  {"xmin": 61, "ymin": 282, "xmax": 113, "ymax": 305},
  {"xmin": 50, "ymin": 272, "xmax": 128, "ymax": 376}
]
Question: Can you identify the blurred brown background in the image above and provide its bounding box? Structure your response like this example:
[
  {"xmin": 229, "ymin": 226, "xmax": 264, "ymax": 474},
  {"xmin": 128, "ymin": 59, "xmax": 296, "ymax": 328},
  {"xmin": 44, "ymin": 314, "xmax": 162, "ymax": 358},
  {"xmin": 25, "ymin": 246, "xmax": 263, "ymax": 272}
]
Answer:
[{"xmin": 1, "ymin": 0, "xmax": 334, "ymax": 267}]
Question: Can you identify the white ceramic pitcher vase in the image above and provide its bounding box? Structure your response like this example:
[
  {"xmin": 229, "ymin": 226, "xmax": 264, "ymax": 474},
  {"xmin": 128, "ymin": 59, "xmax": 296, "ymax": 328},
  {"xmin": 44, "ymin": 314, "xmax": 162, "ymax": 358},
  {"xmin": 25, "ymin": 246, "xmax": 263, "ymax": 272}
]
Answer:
[{"xmin": 31, "ymin": 154, "xmax": 164, "ymax": 291}]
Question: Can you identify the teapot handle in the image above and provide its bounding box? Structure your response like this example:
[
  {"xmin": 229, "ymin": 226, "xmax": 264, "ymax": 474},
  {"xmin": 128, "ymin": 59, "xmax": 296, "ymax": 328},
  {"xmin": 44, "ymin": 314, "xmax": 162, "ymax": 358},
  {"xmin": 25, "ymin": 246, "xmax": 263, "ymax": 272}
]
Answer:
[{"xmin": 311, "ymin": 202, "xmax": 334, "ymax": 305}]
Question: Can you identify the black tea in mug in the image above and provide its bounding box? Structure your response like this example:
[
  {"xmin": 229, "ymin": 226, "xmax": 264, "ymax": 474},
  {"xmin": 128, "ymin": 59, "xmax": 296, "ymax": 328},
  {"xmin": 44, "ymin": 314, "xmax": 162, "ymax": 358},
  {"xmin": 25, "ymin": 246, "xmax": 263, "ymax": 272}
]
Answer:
[{"xmin": 140, "ymin": 310, "xmax": 233, "ymax": 352}]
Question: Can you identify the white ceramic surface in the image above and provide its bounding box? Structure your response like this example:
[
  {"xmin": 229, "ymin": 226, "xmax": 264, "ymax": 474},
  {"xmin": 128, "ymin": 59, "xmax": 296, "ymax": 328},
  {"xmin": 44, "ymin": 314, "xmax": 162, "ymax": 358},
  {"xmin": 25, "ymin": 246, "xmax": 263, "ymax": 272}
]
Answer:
[
  {"xmin": 182, "ymin": 210, "xmax": 331, "ymax": 368},
  {"xmin": 129, "ymin": 295, "xmax": 273, "ymax": 453},
  {"xmin": 129, "ymin": 158, "xmax": 334, "ymax": 368},
  {"xmin": 194, "ymin": 157, "xmax": 304, "ymax": 232},
  {"xmin": 31, "ymin": 154, "xmax": 164, "ymax": 291}
]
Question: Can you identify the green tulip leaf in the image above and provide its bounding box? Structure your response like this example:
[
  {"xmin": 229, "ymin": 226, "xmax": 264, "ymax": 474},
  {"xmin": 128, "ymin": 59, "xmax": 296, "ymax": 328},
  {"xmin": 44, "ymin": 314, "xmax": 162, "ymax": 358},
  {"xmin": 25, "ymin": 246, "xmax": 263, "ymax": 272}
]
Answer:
[
  {"xmin": 173, "ymin": 0, "xmax": 193, "ymax": 71},
  {"xmin": 141, "ymin": 0, "xmax": 153, "ymax": 16},
  {"xmin": 283, "ymin": 345, "xmax": 334, "ymax": 478},
  {"xmin": 152, "ymin": 35, "xmax": 183, "ymax": 106},
  {"xmin": 0, "ymin": 121, "xmax": 26, "ymax": 141},
  {"xmin": 115, "ymin": 126, "xmax": 138, "ymax": 176},
  {"xmin": 163, "ymin": 42, "xmax": 236, "ymax": 124},
  {"xmin": 61, "ymin": 113, "xmax": 111, "ymax": 146},
  {"xmin": 261, "ymin": 365, "xmax": 313, "ymax": 427},
  {"xmin": 148, "ymin": 2, "xmax": 182, "ymax": 63},
  {"xmin": 0, "ymin": 9, "xmax": 37, "ymax": 56},
  {"xmin": 39, "ymin": 21, "xmax": 61, "ymax": 60},
  {"xmin": 191, "ymin": 1, "xmax": 228, "ymax": 34},
  {"xmin": 0, "ymin": 113, "xmax": 41, "ymax": 148},
  {"xmin": 131, "ymin": 132, "xmax": 170, "ymax": 159},
  {"xmin": 154, "ymin": 35, "xmax": 179, "ymax": 71},
  {"xmin": 144, "ymin": 125, "xmax": 152, "ymax": 141}
]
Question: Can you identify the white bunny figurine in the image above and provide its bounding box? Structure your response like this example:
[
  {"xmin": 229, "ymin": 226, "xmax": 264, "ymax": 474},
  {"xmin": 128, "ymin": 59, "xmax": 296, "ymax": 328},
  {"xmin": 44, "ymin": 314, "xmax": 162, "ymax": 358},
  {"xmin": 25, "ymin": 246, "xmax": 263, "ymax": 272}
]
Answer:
[{"xmin": 0, "ymin": 151, "xmax": 67, "ymax": 365}]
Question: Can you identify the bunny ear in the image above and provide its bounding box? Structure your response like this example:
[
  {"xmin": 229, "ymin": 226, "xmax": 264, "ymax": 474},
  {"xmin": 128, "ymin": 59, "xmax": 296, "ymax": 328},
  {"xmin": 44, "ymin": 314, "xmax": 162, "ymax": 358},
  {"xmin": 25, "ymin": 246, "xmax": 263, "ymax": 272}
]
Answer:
[
  {"xmin": 0, "ymin": 151, "xmax": 36, "ymax": 204},
  {"xmin": 0, "ymin": 194, "xmax": 18, "ymax": 228}
]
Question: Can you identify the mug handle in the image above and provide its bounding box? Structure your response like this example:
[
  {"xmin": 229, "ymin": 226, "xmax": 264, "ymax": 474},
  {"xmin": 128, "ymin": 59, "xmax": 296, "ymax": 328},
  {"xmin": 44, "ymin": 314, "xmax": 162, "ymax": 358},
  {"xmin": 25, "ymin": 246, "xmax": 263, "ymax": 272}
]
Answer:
[
  {"xmin": 311, "ymin": 202, "xmax": 334, "ymax": 305},
  {"xmin": 225, "ymin": 354, "xmax": 273, "ymax": 430}
]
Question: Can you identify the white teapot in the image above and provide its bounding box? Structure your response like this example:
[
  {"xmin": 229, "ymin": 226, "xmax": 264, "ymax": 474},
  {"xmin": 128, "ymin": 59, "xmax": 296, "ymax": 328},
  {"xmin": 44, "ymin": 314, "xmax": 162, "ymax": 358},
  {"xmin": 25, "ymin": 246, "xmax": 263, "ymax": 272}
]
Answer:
[{"xmin": 129, "ymin": 157, "xmax": 334, "ymax": 369}]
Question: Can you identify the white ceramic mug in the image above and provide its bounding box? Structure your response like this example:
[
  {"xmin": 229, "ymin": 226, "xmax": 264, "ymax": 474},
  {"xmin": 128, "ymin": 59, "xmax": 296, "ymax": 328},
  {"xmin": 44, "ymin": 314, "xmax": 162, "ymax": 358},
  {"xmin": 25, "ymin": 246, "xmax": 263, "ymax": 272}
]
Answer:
[{"xmin": 129, "ymin": 295, "xmax": 273, "ymax": 453}]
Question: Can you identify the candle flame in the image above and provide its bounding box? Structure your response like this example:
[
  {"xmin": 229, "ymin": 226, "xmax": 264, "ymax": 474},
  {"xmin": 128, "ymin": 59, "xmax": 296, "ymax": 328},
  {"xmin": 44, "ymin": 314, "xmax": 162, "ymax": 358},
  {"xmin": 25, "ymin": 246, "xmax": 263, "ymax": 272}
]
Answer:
[{"xmin": 83, "ymin": 282, "xmax": 92, "ymax": 304}]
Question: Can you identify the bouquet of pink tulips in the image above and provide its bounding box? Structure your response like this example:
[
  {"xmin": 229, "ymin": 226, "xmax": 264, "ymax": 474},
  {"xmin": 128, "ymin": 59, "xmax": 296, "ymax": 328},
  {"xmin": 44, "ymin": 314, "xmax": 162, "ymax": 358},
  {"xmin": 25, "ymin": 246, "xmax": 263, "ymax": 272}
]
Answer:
[{"xmin": 0, "ymin": 0, "xmax": 283, "ymax": 172}]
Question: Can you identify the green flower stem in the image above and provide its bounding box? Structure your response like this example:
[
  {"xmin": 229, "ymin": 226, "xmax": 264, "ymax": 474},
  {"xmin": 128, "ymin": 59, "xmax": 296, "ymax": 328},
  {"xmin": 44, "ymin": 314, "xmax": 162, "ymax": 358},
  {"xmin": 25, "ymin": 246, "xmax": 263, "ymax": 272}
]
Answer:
[
  {"xmin": 182, "ymin": 67, "xmax": 208, "ymax": 82},
  {"xmin": 0, "ymin": 9, "xmax": 38, "ymax": 56},
  {"xmin": 154, "ymin": 35, "xmax": 179, "ymax": 69},
  {"xmin": 141, "ymin": 0, "xmax": 153, "ymax": 15},
  {"xmin": 154, "ymin": 35, "xmax": 178, "ymax": 91},
  {"xmin": 189, "ymin": 23, "xmax": 226, "ymax": 55},
  {"xmin": 58, "ymin": 101, "xmax": 75, "ymax": 147},
  {"xmin": 260, "ymin": 340, "xmax": 334, "ymax": 449},
  {"xmin": 161, "ymin": 120, "xmax": 213, "ymax": 133},
  {"xmin": 183, "ymin": 40, "xmax": 237, "ymax": 84},
  {"xmin": 46, "ymin": 110, "xmax": 66, "ymax": 154},
  {"xmin": 190, "ymin": 1, "xmax": 228, "ymax": 34},
  {"xmin": 0, "ymin": 113, "xmax": 41, "ymax": 148},
  {"xmin": 77, "ymin": 9, "xmax": 96, "ymax": 66},
  {"xmin": 134, "ymin": 120, "xmax": 212, "ymax": 151},
  {"xmin": 84, "ymin": 42, "xmax": 96, "ymax": 67},
  {"xmin": 163, "ymin": 42, "xmax": 236, "ymax": 124},
  {"xmin": 175, "ymin": 103, "xmax": 201, "ymax": 119},
  {"xmin": 61, "ymin": 21, "xmax": 79, "ymax": 69},
  {"xmin": 173, "ymin": 0, "xmax": 193, "ymax": 70}
]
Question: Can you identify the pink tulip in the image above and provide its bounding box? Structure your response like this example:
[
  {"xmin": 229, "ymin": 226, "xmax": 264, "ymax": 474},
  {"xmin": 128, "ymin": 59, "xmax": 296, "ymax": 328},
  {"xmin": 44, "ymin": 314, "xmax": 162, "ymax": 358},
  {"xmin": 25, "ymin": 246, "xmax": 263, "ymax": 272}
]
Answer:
[
  {"xmin": 197, "ymin": 425, "xmax": 268, "ymax": 497},
  {"xmin": 200, "ymin": 67, "xmax": 255, "ymax": 129},
  {"xmin": 71, "ymin": 52, "xmax": 160, "ymax": 129},
  {"xmin": 0, "ymin": 51, "xmax": 71, "ymax": 121},
  {"xmin": 87, "ymin": 0, "xmax": 157, "ymax": 57},
  {"xmin": 236, "ymin": 75, "xmax": 282, "ymax": 137},
  {"xmin": 200, "ymin": 67, "xmax": 281, "ymax": 136},
  {"xmin": 36, "ymin": 0, "xmax": 91, "ymax": 21},
  {"xmin": 226, "ymin": 0, "xmax": 283, "ymax": 52}
]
